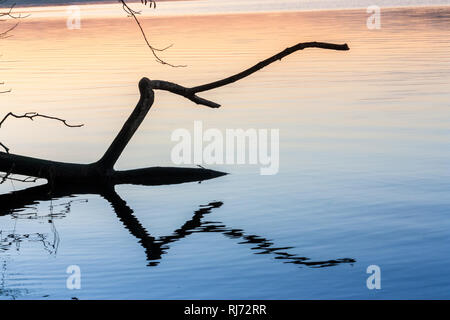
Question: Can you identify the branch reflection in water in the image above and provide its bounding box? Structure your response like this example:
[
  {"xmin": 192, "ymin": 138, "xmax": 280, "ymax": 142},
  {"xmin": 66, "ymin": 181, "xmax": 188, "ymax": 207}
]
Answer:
[
  {"xmin": 0, "ymin": 179, "xmax": 355, "ymax": 269},
  {"xmin": 0, "ymin": 196, "xmax": 86, "ymax": 299}
]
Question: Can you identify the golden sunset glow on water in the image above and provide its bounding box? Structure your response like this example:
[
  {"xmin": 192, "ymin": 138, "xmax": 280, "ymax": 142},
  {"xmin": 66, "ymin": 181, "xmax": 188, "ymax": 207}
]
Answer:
[{"xmin": 2, "ymin": 5, "xmax": 448, "ymax": 168}]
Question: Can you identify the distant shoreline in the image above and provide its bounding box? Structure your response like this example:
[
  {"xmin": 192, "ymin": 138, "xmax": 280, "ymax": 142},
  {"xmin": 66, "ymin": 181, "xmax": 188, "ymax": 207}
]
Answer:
[
  {"xmin": 2, "ymin": 0, "xmax": 449, "ymax": 16},
  {"xmin": 0, "ymin": 0, "xmax": 190, "ymax": 8}
]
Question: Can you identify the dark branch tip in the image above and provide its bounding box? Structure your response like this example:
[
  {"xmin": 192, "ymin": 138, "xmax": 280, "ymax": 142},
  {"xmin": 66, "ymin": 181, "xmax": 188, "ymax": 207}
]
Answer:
[{"xmin": 139, "ymin": 77, "xmax": 152, "ymax": 91}]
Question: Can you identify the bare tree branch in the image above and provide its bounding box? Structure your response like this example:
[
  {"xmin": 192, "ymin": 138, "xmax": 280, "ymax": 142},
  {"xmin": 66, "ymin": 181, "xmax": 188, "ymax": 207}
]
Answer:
[
  {"xmin": 0, "ymin": 1, "xmax": 30, "ymax": 40},
  {"xmin": 149, "ymin": 41, "xmax": 350, "ymax": 108},
  {"xmin": 191, "ymin": 42, "xmax": 349, "ymax": 93},
  {"xmin": 0, "ymin": 2, "xmax": 29, "ymax": 20},
  {"xmin": 96, "ymin": 42, "xmax": 349, "ymax": 167},
  {"xmin": 0, "ymin": 3, "xmax": 84, "ymax": 155},
  {"xmin": 0, "ymin": 112, "xmax": 84, "ymax": 129},
  {"xmin": 119, "ymin": 0, "xmax": 185, "ymax": 67},
  {"xmin": 140, "ymin": 0, "xmax": 157, "ymax": 9},
  {"xmin": 0, "ymin": 41, "xmax": 349, "ymax": 180},
  {"xmin": 0, "ymin": 1, "xmax": 21, "ymax": 91},
  {"xmin": 0, "ymin": 112, "xmax": 84, "ymax": 153},
  {"xmin": 0, "ymin": 169, "xmax": 38, "ymax": 184}
]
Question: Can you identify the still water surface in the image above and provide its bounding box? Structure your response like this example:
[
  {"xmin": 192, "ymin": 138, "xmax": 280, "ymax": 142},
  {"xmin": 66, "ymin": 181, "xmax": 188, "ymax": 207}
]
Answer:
[{"xmin": 0, "ymin": 4, "xmax": 449, "ymax": 299}]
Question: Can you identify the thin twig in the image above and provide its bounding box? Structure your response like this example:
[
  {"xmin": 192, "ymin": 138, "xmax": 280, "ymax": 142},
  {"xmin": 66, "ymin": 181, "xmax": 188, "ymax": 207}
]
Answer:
[
  {"xmin": 119, "ymin": 0, "xmax": 185, "ymax": 67},
  {"xmin": 0, "ymin": 22, "xmax": 18, "ymax": 39},
  {"xmin": 0, "ymin": 172, "xmax": 38, "ymax": 184},
  {"xmin": 0, "ymin": 2, "xmax": 29, "ymax": 20},
  {"xmin": 0, "ymin": 142, "xmax": 9, "ymax": 153},
  {"xmin": 0, "ymin": 81, "xmax": 11, "ymax": 94},
  {"xmin": 0, "ymin": 113, "xmax": 83, "ymax": 154},
  {"xmin": 0, "ymin": 112, "xmax": 84, "ymax": 128},
  {"xmin": 0, "ymin": 162, "xmax": 13, "ymax": 183}
]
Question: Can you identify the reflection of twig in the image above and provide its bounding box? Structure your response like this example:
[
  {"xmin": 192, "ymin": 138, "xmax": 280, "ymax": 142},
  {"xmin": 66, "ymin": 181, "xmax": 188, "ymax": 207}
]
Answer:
[
  {"xmin": 0, "ymin": 229, "xmax": 58, "ymax": 256},
  {"xmin": 0, "ymin": 167, "xmax": 12, "ymax": 184},
  {"xmin": 0, "ymin": 258, "xmax": 26, "ymax": 300},
  {"xmin": 1, "ymin": 198, "xmax": 88, "ymax": 256},
  {"xmin": 0, "ymin": 22, "xmax": 18, "ymax": 39},
  {"xmin": 0, "ymin": 171, "xmax": 39, "ymax": 184},
  {"xmin": 12, "ymin": 199, "xmax": 88, "ymax": 221},
  {"xmin": 36, "ymin": 222, "xmax": 60, "ymax": 255}
]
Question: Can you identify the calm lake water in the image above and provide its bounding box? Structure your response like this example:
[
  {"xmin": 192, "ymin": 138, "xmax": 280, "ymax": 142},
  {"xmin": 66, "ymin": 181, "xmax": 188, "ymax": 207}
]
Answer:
[{"xmin": 0, "ymin": 2, "xmax": 450, "ymax": 299}]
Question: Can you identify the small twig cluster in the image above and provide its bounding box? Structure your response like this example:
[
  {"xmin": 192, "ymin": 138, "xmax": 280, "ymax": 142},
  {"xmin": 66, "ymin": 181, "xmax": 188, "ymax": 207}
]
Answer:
[
  {"xmin": 0, "ymin": 112, "xmax": 84, "ymax": 129},
  {"xmin": 1, "ymin": 1, "xmax": 20, "ymax": 94},
  {"xmin": 0, "ymin": 3, "xmax": 84, "ymax": 156},
  {"xmin": 0, "ymin": 112, "xmax": 84, "ymax": 153},
  {"xmin": 0, "ymin": 170, "xmax": 38, "ymax": 184},
  {"xmin": 0, "ymin": 1, "xmax": 29, "ymax": 39}
]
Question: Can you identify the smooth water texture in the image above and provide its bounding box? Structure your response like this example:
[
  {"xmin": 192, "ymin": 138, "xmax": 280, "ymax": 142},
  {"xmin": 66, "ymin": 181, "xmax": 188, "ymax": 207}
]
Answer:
[
  {"xmin": 0, "ymin": 3, "xmax": 450, "ymax": 299},
  {"xmin": 5, "ymin": 0, "xmax": 450, "ymax": 10}
]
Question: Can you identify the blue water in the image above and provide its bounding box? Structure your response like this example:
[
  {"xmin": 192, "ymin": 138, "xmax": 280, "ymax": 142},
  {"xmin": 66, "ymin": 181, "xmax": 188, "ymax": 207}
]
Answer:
[{"xmin": 0, "ymin": 4, "xmax": 450, "ymax": 299}]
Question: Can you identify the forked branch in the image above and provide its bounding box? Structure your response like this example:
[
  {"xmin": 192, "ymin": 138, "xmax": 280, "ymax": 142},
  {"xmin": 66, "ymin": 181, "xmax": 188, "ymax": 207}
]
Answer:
[
  {"xmin": 149, "ymin": 41, "xmax": 349, "ymax": 108},
  {"xmin": 0, "ymin": 112, "xmax": 84, "ymax": 153},
  {"xmin": 0, "ymin": 41, "xmax": 349, "ymax": 182},
  {"xmin": 98, "ymin": 41, "xmax": 349, "ymax": 168},
  {"xmin": 0, "ymin": 112, "xmax": 84, "ymax": 129}
]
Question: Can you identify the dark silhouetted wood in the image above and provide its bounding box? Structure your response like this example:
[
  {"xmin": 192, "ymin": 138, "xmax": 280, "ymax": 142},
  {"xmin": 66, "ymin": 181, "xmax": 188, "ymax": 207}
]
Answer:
[
  {"xmin": 0, "ymin": 42, "xmax": 349, "ymax": 184},
  {"xmin": 149, "ymin": 42, "xmax": 349, "ymax": 108},
  {"xmin": 97, "ymin": 78, "xmax": 155, "ymax": 170}
]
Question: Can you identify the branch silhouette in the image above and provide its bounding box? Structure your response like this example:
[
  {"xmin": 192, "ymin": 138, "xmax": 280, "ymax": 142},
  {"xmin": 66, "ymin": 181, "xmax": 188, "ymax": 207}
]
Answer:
[
  {"xmin": 149, "ymin": 42, "xmax": 349, "ymax": 108},
  {"xmin": 0, "ymin": 42, "xmax": 349, "ymax": 184},
  {"xmin": 0, "ymin": 2, "xmax": 74, "ymax": 154},
  {"xmin": 119, "ymin": 0, "xmax": 184, "ymax": 67}
]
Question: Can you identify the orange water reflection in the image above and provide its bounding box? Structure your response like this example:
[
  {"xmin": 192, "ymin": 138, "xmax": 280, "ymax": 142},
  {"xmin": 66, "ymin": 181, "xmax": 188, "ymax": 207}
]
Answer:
[{"xmin": 1, "ymin": 6, "xmax": 449, "ymax": 170}]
